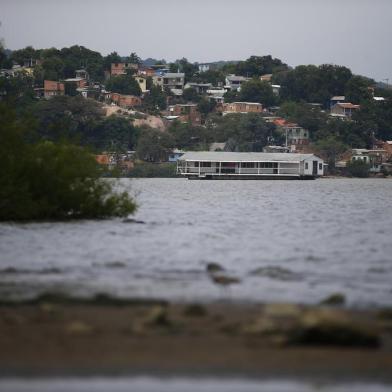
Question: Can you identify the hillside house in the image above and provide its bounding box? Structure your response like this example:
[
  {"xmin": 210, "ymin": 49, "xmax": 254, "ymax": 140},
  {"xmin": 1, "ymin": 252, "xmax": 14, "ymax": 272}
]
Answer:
[
  {"xmin": 153, "ymin": 72, "xmax": 185, "ymax": 95},
  {"xmin": 110, "ymin": 93, "xmax": 141, "ymax": 108},
  {"xmin": 75, "ymin": 69, "xmax": 89, "ymax": 81},
  {"xmin": 330, "ymin": 102, "xmax": 360, "ymax": 118},
  {"xmin": 168, "ymin": 104, "xmax": 201, "ymax": 125},
  {"xmin": 134, "ymin": 76, "xmax": 147, "ymax": 92},
  {"xmin": 330, "ymin": 96, "xmax": 346, "ymax": 109},
  {"xmin": 273, "ymin": 119, "xmax": 309, "ymax": 147},
  {"xmin": 184, "ymin": 82, "xmax": 212, "ymax": 94},
  {"xmin": 351, "ymin": 148, "xmax": 388, "ymax": 173},
  {"xmin": 110, "ymin": 62, "xmax": 138, "ymax": 76},
  {"xmin": 225, "ymin": 75, "xmax": 249, "ymax": 91},
  {"xmin": 44, "ymin": 80, "xmax": 65, "ymax": 98},
  {"xmin": 222, "ymin": 102, "xmax": 263, "ymax": 115}
]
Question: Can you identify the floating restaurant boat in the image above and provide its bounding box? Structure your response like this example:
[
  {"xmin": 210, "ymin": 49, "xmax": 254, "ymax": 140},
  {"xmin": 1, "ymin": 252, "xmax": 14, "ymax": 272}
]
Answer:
[{"xmin": 177, "ymin": 151, "xmax": 325, "ymax": 180}]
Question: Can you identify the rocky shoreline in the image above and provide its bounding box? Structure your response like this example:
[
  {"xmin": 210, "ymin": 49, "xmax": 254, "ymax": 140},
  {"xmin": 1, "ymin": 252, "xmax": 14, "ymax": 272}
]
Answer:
[{"xmin": 1, "ymin": 295, "xmax": 392, "ymax": 381}]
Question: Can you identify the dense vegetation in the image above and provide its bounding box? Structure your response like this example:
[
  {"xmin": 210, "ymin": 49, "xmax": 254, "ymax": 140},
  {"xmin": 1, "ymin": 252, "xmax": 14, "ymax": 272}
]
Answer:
[
  {"xmin": 128, "ymin": 162, "xmax": 178, "ymax": 178},
  {"xmin": 1, "ymin": 43, "xmax": 392, "ymax": 177},
  {"xmin": 0, "ymin": 103, "xmax": 137, "ymax": 221}
]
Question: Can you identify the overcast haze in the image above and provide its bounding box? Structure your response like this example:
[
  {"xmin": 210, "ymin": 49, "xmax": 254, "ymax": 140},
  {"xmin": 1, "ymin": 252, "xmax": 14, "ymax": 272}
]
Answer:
[{"xmin": 1, "ymin": 0, "xmax": 391, "ymax": 81}]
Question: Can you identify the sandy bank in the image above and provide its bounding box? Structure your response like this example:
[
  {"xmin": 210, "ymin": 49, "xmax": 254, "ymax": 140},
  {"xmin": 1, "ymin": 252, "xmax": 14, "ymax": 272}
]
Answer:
[{"xmin": 0, "ymin": 298, "xmax": 392, "ymax": 380}]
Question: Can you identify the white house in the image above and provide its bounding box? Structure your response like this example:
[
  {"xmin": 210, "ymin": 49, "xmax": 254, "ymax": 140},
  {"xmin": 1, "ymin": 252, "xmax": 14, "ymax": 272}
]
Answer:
[{"xmin": 225, "ymin": 75, "xmax": 250, "ymax": 91}]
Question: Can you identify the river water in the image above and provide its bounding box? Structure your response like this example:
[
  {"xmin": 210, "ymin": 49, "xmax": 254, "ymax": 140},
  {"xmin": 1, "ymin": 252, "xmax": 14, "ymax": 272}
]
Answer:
[
  {"xmin": 1, "ymin": 178, "xmax": 391, "ymax": 307},
  {"xmin": 1, "ymin": 377, "xmax": 391, "ymax": 392}
]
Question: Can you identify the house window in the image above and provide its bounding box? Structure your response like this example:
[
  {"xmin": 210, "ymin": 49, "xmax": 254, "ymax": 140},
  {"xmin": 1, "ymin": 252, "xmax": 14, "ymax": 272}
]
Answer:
[
  {"xmin": 242, "ymin": 162, "xmax": 255, "ymax": 168},
  {"xmin": 305, "ymin": 162, "xmax": 309, "ymax": 170},
  {"xmin": 319, "ymin": 163, "xmax": 322, "ymax": 170},
  {"xmin": 259, "ymin": 162, "xmax": 276, "ymax": 168},
  {"xmin": 201, "ymin": 162, "xmax": 211, "ymax": 167}
]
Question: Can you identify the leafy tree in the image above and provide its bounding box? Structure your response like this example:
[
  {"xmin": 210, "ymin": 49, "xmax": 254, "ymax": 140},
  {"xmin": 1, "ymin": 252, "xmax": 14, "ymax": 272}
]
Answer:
[
  {"xmin": 32, "ymin": 96, "xmax": 104, "ymax": 142},
  {"xmin": 182, "ymin": 87, "xmax": 201, "ymax": 103},
  {"xmin": 222, "ymin": 55, "xmax": 288, "ymax": 77},
  {"xmin": 238, "ymin": 78, "xmax": 276, "ymax": 106},
  {"xmin": 128, "ymin": 162, "xmax": 177, "ymax": 178},
  {"xmin": 277, "ymin": 101, "xmax": 328, "ymax": 136},
  {"xmin": 59, "ymin": 45, "xmax": 104, "ymax": 81},
  {"xmin": 10, "ymin": 46, "xmax": 39, "ymax": 66},
  {"xmin": 223, "ymin": 89, "xmax": 239, "ymax": 103},
  {"xmin": 167, "ymin": 120, "xmax": 211, "ymax": 149},
  {"xmin": 316, "ymin": 117, "xmax": 373, "ymax": 148},
  {"xmin": 142, "ymin": 85, "xmax": 167, "ymax": 113},
  {"xmin": 353, "ymin": 99, "xmax": 392, "ymax": 141},
  {"xmin": 128, "ymin": 52, "xmax": 142, "ymax": 65},
  {"xmin": 105, "ymin": 74, "xmax": 142, "ymax": 96},
  {"xmin": 278, "ymin": 64, "xmax": 352, "ymax": 106},
  {"xmin": 41, "ymin": 55, "xmax": 64, "ymax": 81},
  {"xmin": 0, "ymin": 73, "xmax": 35, "ymax": 109},
  {"xmin": 87, "ymin": 115, "xmax": 137, "ymax": 151},
  {"xmin": 345, "ymin": 75, "xmax": 373, "ymax": 104},
  {"xmin": 0, "ymin": 104, "xmax": 136, "ymax": 220},
  {"xmin": 207, "ymin": 113, "xmax": 279, "ymax": 151},
  {"xmin": 136, "ymin": 127, "xmax": 174, "ymax": 162},
  {"xmin": 314, "ymin": 135, "xmax": 348, "ymax": 171},
  {"xmin": 170, "ymin": 58, "xmax": 198, "ymax": 82},
  {"xmin": 103, "ymin": 51, "xmax": 122, "ymax": 71},
  {"xmin": 197, "ymin": 98, "xmax": 216, "ymax": 121},
  {"xmin": 0, "ymin": 40, "xmax": 12, "ymax": 68},
  {"xmin": 190, "ymin": 69, "xmax": 225, "ymax": 86}
]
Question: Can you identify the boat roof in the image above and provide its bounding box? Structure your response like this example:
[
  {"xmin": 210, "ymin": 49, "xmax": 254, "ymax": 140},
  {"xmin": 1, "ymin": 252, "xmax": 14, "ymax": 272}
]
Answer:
[{"xmin": 179, "ymin": 151, "xmax": 320, "ymax": 162}]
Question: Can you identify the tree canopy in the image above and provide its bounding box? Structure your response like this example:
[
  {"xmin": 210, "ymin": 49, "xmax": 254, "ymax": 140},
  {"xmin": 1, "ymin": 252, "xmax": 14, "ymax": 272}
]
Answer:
[
  {"xmin": 0, "ymin": 103, "xmax": 136, "ymax": 220},
  {"xmin": 207, "ymin": 113, "xmax": 280, "ymax": 151},
  {"xmin": 105, "ymin": 74, "xmax": 142, "ymax": 96},
  {"xmin": 277, "ymin": 64, "xmax": 353, "ymax": 107}
]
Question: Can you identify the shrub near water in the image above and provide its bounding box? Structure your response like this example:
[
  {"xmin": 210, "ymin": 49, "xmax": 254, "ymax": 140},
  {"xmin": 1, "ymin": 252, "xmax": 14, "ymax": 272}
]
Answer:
[
  {"xmin": 0, "ymin": 106, "xmax": 136, "ymax": 220},
  {"xmin": 346, "ymin": 160, "xmax": 371, "ymax": 178}
]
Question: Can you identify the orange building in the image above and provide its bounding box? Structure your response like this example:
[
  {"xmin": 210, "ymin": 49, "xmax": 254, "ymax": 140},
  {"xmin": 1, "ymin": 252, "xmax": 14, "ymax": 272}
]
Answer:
[
  {"xmin": 111, "ymin": 62, "xmax": 138, "ymax": 76},
  {"xmin": 44, "ymin": 80, "xmax": 65, "ymax": 98},
  {"xmin": 168, "ymin": 104, "xmax": 201, "ymax": 125},
  {"xmin": 222, "ymin": 102, "xmax": 263, "ymax": 114},
  {"xmin": 110, "ymin": 93, "xmax": 141, "ymax": 108}
]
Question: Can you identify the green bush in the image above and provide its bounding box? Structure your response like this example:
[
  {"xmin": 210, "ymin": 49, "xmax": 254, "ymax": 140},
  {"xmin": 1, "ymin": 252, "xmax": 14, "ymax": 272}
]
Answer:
[
  {"xmin": 346, "ymin": 159, "xmax": 371, "ymax": 178},
  {"xmin": 128, "ymin": 162, "xmax": 178, "ymax": 178},
  {"xmin": 0, "ymin": 105, "xmax": 136, "ymax": 220}
]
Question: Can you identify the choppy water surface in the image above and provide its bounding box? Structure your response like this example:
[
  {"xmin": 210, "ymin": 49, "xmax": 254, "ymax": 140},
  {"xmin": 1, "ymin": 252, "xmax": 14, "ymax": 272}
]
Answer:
[{"xmin": 1, "ymin": 178, "xmax": 392, "ymax": 307}]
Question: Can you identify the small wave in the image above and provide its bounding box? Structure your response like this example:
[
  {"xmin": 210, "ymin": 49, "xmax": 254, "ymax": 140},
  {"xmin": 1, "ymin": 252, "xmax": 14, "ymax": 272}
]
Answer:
[
  {"xmin": 368, "ymin": 267, "xmax": 388, "ymax": 274},
  {"xmin": 93, "ymin": 261, "xmax": 127, "ymax": 269},
  {"xmin": 305, "ymin": 255, "xmax": 325, "ymax": 262},
  {"xmin": 0, "ymin": 267, "xmax": 63, "ymax": 275},
  {"xmin": 249, "ymin": 266, "xmax": 301, "ymax": 281}
]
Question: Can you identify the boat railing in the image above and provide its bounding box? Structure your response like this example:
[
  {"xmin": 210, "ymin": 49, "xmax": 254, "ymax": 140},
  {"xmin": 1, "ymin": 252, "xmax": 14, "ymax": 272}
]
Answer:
[{"xmin": 177, "ymin": 167, "xmax": 300, "ymax": 175}]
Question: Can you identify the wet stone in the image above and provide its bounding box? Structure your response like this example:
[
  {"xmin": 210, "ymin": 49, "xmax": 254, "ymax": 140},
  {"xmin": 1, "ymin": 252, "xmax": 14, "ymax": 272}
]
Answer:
[
  {"xmin": 320, "ymin": 293, "xmax": 346, "ymax": 306},
  {"xmin": 206, "ymin": 263, "xmax": 225, "ymax": 273}
]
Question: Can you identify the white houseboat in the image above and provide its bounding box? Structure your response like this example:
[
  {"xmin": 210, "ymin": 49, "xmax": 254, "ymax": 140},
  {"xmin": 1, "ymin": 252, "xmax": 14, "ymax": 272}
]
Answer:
[{"xmin": 177, "ymin": 151, "xmax": 324, "ymax": 180}]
